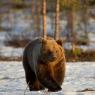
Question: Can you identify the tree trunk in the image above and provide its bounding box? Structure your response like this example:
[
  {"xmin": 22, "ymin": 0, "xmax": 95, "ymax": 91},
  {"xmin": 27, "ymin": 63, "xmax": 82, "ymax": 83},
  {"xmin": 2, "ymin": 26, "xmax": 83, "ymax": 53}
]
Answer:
[
  {"xmin": 81, "ymin": 0, "xmax": 89, "ymax": 45},
  {"xmin": 67, "ymin": 0, "xmax": 77, "ymax": 60},
  {"xmin": 0, "ymin": 15, "xmax": 2, "ymax": 31},
  {"xmin": 43, "ymin": 0, "xmax": 47, "ymax": 39},
  {"xmin": 32, "ymin": 0, "xmax": 41, "ymax": 37},
  {"xmin": 54, "ymin": 0, "xmax": 60, "ymax": 40},
  {"xmin": 31, "ymin": 0, "xmax": 35, "ymax": 36},
  {"xmin": 36, "ymin": 0, "xmax": 41, "ymax": 36}
]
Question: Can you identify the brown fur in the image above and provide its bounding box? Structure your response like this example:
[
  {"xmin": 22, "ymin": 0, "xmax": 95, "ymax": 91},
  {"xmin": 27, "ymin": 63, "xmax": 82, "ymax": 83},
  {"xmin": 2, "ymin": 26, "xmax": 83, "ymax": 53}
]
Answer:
[{"xmin": 23, "ymin": 37, "xmax": 66, "ymax": 92}]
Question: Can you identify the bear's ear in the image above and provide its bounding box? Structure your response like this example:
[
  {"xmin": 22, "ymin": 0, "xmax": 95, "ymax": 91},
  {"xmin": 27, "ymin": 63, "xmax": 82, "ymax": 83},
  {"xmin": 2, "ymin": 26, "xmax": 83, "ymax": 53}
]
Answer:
[{"xmin": 56, "ymin": 39, "xmax": 63, "ymax": 46}]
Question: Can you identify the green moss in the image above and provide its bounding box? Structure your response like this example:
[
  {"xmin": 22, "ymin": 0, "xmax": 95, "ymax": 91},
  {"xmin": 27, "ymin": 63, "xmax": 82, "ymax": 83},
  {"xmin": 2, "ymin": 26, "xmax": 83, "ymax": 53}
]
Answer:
[{"xmin": 72, "ymin": 48, "xmax": 82, "ymax": 55}]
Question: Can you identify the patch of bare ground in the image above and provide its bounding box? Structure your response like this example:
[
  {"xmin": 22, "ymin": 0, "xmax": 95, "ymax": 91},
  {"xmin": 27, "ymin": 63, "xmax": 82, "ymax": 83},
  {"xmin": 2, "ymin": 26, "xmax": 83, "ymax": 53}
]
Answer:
[
  {"xmin": 0, "ymin": 56, "xmax": 22, "ymax": 61},
  {"xmin": 78, "ymin": 88, "xmax": 95, "ymax": 92}
]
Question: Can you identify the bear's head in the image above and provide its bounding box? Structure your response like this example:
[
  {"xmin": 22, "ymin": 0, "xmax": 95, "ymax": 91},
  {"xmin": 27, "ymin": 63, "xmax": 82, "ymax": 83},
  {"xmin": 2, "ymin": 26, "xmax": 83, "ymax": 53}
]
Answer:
[{"xmin": 39, "ymin": 38, "xmax": 63, "ymax": 63}]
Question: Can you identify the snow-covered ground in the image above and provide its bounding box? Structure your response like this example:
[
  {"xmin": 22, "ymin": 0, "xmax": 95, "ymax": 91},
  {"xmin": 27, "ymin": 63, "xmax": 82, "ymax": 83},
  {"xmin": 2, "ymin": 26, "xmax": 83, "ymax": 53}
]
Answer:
[
  {"xmin": 0, "ymin": 47, "xmax": 23, "ymax": 57},
  {"xmin": 0, "ymin": 61, "xmax": 95, "ymax": 95}
]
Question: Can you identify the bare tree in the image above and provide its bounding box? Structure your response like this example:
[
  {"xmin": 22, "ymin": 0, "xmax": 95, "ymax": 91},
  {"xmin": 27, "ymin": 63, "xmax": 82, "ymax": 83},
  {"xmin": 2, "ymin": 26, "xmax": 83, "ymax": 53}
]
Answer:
[
  {"xmin": 31, "ymin": 0, "xmax": 35, "ymax": 36},
  {"xmin": 54, "ymin": 0, "xmax": 60, "ymax": 40},
  {"xmin": 81, "ymin": 0, "xmax": 89, "ymax": 44},
  {"xmin": 66, "ymin": 0, "xmax": 78, "ymax": 60},
  {"xmin": 32, "ymin": 0, "xmax": 41, "ymax": 37},
  {"xmin": 36, "ymin": 0, "xmax": 41, "ymax": 36},
  {"xmin": 0, "ymin": 14, "xmax": 2, "ymax": 31},
  {"xmin": 43, "ymin": 0, "xmax": 47, "ymax": 39}
]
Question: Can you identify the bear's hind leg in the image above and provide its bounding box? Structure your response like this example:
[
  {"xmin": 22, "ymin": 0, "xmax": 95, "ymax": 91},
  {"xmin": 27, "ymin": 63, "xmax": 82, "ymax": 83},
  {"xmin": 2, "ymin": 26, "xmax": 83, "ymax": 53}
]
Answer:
[
  {"xmin": 23, "ymin": 53, "xmax": 45, "ymax": 91},
  {"xmin": 31, "ymin": 79, "xmax": 45, "ymax": 91},
  {"xmin": 24, "ymin": 64, "xmax": 45, "ymax": 91},
  {"xmin": 26, "ymin": 71, "xmax": 45, "ymax": 91},
  {"xmin": 23, "ymin": 57, "xmax": 36, "ymax": 91}
]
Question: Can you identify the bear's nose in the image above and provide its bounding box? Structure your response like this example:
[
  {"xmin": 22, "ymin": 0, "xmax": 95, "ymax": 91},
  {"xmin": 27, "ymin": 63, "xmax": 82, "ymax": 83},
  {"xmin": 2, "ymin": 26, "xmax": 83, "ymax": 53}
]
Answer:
[
  {"xmin": 48, "ymin": 51, "xmax": 53, "ymax": 57},
  {"xmin": 47, "ymin": 52, "xmax": 56, "ymax": 60}
]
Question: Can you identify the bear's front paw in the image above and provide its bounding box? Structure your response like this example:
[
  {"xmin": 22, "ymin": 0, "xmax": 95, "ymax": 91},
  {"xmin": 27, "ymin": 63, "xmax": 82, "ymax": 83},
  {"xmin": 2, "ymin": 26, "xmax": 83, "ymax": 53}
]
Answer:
[{"xmin": 48, "ymin": 87, "xmax": 62, "ymax": 92}]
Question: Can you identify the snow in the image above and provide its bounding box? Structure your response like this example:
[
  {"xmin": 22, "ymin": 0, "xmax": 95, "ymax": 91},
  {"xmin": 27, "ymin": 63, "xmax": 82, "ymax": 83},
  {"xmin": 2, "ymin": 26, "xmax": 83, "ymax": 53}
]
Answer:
[
  {"xmin": 88, "ymin": 18, "xmax": 95, "ymax": 33},
  {"xmin": 0, "ymin": 61, "xmax": 95, "ymax": 95},
  {"xmin": 79, "ymin": 45, "xmax": 95, "ymax": 52},
  {"xmin": 0, "ymin": 47, "xmax": 23, "ymax": 57}
]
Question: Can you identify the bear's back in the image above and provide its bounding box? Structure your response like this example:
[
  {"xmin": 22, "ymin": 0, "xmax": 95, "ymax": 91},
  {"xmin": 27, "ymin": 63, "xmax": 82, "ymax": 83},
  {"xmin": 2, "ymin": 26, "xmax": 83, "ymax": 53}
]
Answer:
[{"xmin": 23, "ymin": 37, "xmax": 43, "ymax": 72}]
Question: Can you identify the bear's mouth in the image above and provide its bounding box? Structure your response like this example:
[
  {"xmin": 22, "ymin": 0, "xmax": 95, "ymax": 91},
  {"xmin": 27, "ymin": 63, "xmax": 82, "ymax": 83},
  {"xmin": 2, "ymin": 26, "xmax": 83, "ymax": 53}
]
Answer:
[
  {"xmin": 39, "ymin": 56, "xmax": 56, "ymax": 63},
  {"xmin": 47, "ymin": 56, "xmax": 56, "ymax": 61}
]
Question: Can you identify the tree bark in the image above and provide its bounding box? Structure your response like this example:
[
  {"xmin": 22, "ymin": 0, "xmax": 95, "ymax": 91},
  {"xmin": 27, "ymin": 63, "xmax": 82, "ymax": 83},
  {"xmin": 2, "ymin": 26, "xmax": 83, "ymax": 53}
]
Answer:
[
  {"xmin": 54, "ymin": 0, "xmax": 60, "ymax": 40},
  {"xmin": 43, "ymin": 0, "xmax": 47, "ymax": 39}
]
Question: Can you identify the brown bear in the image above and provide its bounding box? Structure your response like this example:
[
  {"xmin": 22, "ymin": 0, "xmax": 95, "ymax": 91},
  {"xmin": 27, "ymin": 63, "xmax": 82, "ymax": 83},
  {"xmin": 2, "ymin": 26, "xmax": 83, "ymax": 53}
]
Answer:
[{"xmin": 23, "ymin": 37, "xmax": 66, "ymax": 92}]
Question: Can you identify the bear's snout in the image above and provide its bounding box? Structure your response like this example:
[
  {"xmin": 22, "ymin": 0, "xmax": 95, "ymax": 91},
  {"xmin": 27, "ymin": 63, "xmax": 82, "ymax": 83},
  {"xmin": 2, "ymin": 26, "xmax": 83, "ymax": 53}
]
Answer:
[{"xmin": 47, "ymin": 52, "xmax": 56, "ymax": 61}]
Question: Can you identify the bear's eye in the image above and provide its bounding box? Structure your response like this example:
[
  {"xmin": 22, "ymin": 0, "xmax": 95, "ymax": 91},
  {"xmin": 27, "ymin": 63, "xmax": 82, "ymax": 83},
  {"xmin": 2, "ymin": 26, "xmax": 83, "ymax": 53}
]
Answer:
[{"xmin": 56, "ymin": 50, "xmax": 58, "ymax": 53}]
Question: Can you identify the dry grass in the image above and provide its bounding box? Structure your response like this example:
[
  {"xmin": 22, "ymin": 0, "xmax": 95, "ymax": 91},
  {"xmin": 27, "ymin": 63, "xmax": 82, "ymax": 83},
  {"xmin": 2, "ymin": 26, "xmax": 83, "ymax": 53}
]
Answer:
[
  {"xmin": 5, "ymin": 39, "xmax": 31, "ymax": 48},
  {"xmin": 0, "ymin": 56, "xmax": 22, "ymax": 61},
  {"xmin": 65, "ymin": 50, "xmax": 95, "ymax": 62}
]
